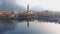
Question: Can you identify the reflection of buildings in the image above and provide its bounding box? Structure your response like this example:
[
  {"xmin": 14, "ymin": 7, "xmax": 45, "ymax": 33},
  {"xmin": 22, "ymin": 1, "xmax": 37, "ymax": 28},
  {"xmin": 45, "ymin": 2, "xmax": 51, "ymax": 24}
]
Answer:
[
  {"xmin": 0, "ymin": 20, "xmax": 17, "ymax": 34},
  {"xmin": 14, "ymin": 19, "xmax": 30, "ymax": 27},
  {"xmin": 27, "ymin": 20, "xmax": 29, "ymax": 27}
]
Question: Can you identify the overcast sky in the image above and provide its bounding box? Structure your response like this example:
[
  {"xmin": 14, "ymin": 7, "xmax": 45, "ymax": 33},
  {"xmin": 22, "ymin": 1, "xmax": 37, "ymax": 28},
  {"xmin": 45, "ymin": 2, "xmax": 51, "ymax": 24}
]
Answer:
[
  {"xmin": 0, "ymin": 0, "xmax": 60, "ymax": 11},
  {"xmin": 15, "ymin": 0, "xmax": 60, "ymax": 11}
]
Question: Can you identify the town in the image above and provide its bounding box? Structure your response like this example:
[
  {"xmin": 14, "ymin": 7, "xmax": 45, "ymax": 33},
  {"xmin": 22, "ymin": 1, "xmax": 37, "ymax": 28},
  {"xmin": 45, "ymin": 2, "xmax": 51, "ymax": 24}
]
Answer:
[{"xmin": 0, "ymin": 5, "xmax": 60, "ymax": 23}]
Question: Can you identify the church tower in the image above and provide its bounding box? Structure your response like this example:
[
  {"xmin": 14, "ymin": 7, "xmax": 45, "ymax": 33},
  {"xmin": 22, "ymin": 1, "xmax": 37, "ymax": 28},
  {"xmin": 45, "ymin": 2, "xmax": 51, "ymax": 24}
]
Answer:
[{"xmin": 27, "ymin": 4, "xmax": 29, "ymax": 12}]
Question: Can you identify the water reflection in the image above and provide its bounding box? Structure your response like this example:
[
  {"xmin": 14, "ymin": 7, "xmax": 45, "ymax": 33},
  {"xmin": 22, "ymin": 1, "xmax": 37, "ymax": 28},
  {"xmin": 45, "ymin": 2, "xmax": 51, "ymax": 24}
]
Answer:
[
  {"xmin": 13, "ymin": 19, "xmax": 60, "ymax": 34},
  {"xmin": 14, "ymin": 19, "xmax": 60, "ymax": 28},
  {"xmin": 14, "ymin": 19, "xmax": 34, "ymax": 27},
  {"xmin": 0, "ymin": 19, "xmax": 60, "ymax": 34},
  {"xmin": 0, "ymin": 20, "xmax": 17, "ymax": 34}
]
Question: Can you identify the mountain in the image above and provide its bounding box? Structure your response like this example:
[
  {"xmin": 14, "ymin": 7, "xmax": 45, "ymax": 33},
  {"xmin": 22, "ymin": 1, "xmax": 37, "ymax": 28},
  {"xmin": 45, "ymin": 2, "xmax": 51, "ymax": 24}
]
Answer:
[{"xmin": 0, "ymin": 0, "xmax": 26, "ymax": 11}]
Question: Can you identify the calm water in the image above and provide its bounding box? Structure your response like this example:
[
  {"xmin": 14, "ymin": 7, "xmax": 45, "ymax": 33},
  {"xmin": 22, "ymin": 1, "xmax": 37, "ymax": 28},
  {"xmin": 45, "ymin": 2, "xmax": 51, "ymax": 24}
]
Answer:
[{"xmin": 0, "ymin": 20, "xmax": 60, "ymax": 34}]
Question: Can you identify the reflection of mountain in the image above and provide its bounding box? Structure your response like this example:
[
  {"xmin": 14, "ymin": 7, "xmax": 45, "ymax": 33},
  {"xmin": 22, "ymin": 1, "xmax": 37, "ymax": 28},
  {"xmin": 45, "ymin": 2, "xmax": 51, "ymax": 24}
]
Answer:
[
  {"xmin": 0, "ymin": 0, "xmax": 26, "ymax": 11},
  {"xmin": 0, "ymin": 20, "xmax": 17, "ymax": 34}
]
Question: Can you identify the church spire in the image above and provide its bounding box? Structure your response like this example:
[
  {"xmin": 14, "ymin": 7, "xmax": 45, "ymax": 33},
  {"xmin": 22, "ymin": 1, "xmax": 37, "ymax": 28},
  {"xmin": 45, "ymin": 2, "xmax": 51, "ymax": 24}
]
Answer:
[{"xmin": 27, "ymin": 4, "xmax": 29, "ymax": 11}]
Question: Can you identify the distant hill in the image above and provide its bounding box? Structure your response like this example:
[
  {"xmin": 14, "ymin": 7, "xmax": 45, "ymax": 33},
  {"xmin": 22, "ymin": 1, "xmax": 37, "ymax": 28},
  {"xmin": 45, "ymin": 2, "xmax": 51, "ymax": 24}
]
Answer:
[{"xmin": 0, "ymin": 0, "xmax": 26, "ymax": 11}]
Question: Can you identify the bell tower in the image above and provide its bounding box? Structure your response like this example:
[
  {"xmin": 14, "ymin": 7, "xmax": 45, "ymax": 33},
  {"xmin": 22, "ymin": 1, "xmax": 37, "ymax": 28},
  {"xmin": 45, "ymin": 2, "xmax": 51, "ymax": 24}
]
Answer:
[{"xmin": 27, "ymin": 4, "xmax": 29, "ymax": 12}]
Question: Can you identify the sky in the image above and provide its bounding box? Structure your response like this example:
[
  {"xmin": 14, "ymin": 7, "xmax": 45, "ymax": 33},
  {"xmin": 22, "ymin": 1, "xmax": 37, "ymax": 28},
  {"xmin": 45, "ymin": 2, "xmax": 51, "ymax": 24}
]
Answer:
[
  {"xmin": 15, "ymin": 0, "xmax": 60, "ymax": 11},
  {"xmin": 0, "ymin": 0, "xmax": 60, "ymax": 11}
]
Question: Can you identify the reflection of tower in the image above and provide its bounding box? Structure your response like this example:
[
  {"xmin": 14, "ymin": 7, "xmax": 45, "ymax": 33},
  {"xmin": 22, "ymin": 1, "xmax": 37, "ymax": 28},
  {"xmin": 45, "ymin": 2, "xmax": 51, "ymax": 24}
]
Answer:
[{"xmin": 27, "ymin": 20, "xmax": 29, "ymax": 27}]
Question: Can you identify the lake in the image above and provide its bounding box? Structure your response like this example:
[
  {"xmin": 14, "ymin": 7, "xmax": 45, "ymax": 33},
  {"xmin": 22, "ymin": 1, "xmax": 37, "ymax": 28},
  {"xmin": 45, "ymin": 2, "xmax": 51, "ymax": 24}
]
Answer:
[{"xmin": 0, "ymin": 20, "xmax": 60, "ymax": 34}]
